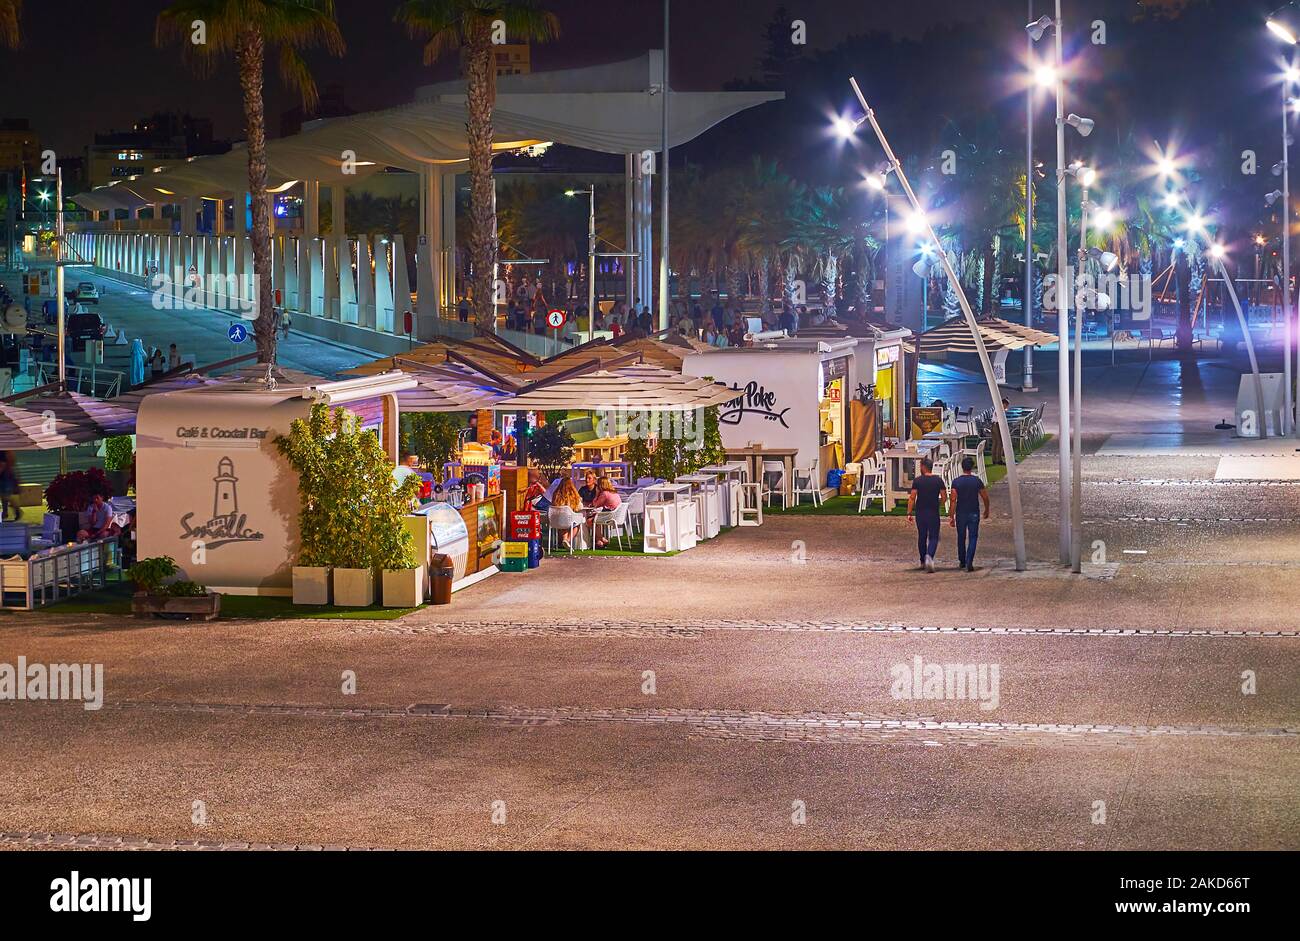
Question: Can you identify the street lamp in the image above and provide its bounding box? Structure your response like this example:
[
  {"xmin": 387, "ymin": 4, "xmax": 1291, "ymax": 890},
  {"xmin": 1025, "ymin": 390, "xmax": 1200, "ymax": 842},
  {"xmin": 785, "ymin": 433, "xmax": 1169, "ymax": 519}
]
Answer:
[
  {"xmin": 848, "ymin": 75, "xmax": 1028, "ymax": 571},
  {"xmin": 1268, "ymin": 2, "xmax": 1300, "ymax": 45},
  {"xmin": 1064, "ymin": 160, "xmax": 1098, "ymax": 573},
  {"xmin": 1024, "ymin": 0, "xmax": 1053, "ymax": 394},
  {"xmin": 1028, "ymin": 0, "xmax": 1093, "ymax": 564},
  {"xmin": 565, "ymin": 186, "xmax": 597, "ymax": 340},
  {"xmin": 1267, "ymin": 14, "xmax": 1299, "ymax": 433}
]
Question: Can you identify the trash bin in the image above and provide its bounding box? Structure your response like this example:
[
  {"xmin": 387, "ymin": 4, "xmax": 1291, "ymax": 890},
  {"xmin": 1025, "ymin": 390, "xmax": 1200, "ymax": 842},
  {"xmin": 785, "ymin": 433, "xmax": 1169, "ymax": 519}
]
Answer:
[{"xmin": 430, "ymin": 554, "xmax": 454, "ymax": 605}]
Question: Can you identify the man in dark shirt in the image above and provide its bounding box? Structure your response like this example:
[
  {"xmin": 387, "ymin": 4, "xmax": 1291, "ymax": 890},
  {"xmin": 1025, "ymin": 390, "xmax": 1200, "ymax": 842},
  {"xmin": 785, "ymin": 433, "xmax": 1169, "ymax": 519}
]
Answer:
[
  {"xmin": 948, "ymin": 456, "xmax": 990, "ymax": 572},
  {"xmin": 710, "ymin": 294, "xmax": 725, "ymax": 331},
  {"xmin": 906, "ymin": 458, "xmax": 946, "ymax": 573}
]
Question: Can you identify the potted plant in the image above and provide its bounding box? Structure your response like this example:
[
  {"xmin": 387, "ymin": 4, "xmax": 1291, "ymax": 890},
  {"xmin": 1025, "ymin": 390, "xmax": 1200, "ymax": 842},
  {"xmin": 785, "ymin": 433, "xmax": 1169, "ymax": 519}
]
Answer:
[
  {"xmin": 374, "ymin": 474, "xmax": 423, "ymax": 607},
  {"xmin": 44, "ymin": 468, "xmax": 113, "ymax": 543},
  {"xmin": 128, "ymin": 555, "xmax": 221, "ymax": 620},
  {"xmin": 276, "ymin": 404, "xmax": 420, "ymax": 607},
  {"xmin": 103, "ymin": 435, "xmax": 134, "ymax": 496}
]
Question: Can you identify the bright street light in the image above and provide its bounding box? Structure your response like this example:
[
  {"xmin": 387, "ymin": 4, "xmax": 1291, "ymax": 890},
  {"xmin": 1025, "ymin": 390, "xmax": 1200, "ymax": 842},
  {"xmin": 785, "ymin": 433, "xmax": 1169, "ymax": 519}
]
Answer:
[
  {"xmin": 864, "ymin": 171, "xmax": 886, "ymax": 191},
  {"xmin": 904, "ymin": 209, "xmax": 928, "ymax": 236},
  {"xmin": 1033, "ymin": 64, "xmax": 1057, "ymax": 88},
  {"xmin": 1092, "ymin": 207, "xmax": 1116, "ymax": 230},
  {"xmin": 832, "ymin": 115, "xmax": 862, "ymax": 140},
  {"xmin": 1269, "ymin": 3, "xmax": 1300, "ymax": 45},
  {"xmin": 1164, "ymin": 191, "xmax": 1183, "ymax": 208},
  {"xmin": 1185, "ymin": 213, "xmax": 1207, "ymax": 233},
  {"xmin": 1210, "ymin": 243, "xmax": 1227, "ymax": 258},
  {"xmin": 1065, "ymin": 113, "xmax": 1095, "ymax": 137},
  {"xmin": 1026, "ymin": 14, "xmax": 1054, "ymax": 41},
  {"xmin": 1066, "ymin": 163, "xmax": 1097, "ymax": 186}
]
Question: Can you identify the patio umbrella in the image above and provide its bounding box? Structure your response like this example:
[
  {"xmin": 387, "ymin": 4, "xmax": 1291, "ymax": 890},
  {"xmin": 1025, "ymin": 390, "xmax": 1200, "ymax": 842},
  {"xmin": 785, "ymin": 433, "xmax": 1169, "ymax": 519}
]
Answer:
[
  {"xmin": 916, "ymin": 316, "xmax": 1056, "ymax": 355},
  {"xmin": 504, "ymin": 364, "xmax": 738, "ymax": 412},
  {"xmin": 19, "ymin": 391, "xmax": 138, "ymax": 439},
  {"xmin": 0, "ymin": 402, "xmax": 88, "ymax": 449}
]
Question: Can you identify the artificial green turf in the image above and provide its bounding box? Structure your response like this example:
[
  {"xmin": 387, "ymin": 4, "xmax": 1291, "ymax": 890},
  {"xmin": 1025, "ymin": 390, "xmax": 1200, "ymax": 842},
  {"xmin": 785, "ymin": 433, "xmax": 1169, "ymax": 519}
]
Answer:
[{"xmin": 3, "ymin": 581, "xmax": 420, "ymax": 620}]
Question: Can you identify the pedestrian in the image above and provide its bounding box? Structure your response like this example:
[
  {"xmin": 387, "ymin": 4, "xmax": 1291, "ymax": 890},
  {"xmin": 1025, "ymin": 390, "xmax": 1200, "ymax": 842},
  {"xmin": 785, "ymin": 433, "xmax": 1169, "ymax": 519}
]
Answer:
[
  {"xmin": 280, "ymin": 309, "xmax": 292, "ymax": 339},
  {"xmin": 506, "ymin": 299, "xmax": 518, "ymax": 331},
  {"xmin": 710, "ymin": 293, "xmax": 725, "ymax": 332},
  {"xmin": 0, "ymin": 453, "xmax": 18, "ymax": 522},
  {"xmin": 906, "ymin": 457, "xmax": 947, "ymax": 573},
  {"xmin": 948, "ymin": 456, "xmax": 990, "ymax": 572},
  {"xmin": 778, "ymin": 302, "xmax": 795, "ymax": 335},
  {"xmin": 150, "ymin": 346, "xmax": 166, "ymax": 379},
  {"xmin": 457, "ymin": 294, "xmax": 470, "ymax": 323},
  {"xmin": 168, "ymin": 343, "xmax": 181, "ymax": 370}
]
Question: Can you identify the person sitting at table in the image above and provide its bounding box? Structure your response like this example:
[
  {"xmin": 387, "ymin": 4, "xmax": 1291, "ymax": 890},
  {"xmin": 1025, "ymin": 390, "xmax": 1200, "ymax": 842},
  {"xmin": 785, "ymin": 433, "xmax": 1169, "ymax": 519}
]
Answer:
[
  {"xmin": 551, "ymin": 477, "xmax": 583, "ymax": 549},
  {"xmin": 77, "ymin": 492, "xmax": 118, "ymax": 542},
  {"xmin": 586, "ymin": 477, "xmax": 623, "ymax": 548},
  {"xmin": 526, "ymin": 467, "xmax": 551, "ymax": 511},
  {"xmin": 578, "ymin": 470, "xmax": 600, "ymax": 506}
]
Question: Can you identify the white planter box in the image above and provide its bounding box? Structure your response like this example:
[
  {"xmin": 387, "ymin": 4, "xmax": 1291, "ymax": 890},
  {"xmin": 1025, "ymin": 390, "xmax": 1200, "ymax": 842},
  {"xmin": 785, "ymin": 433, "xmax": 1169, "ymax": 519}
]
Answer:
[
  {"xmin": 292, "ymin": 566, "xmax": 332, "ymax": 606},
  {"xmin": 382, "ymin": 567, "xmax": 425, "ymax": 608},
  {"xmin": 332, "ymin": 567, "xmax": 375, "ymax": 607}
]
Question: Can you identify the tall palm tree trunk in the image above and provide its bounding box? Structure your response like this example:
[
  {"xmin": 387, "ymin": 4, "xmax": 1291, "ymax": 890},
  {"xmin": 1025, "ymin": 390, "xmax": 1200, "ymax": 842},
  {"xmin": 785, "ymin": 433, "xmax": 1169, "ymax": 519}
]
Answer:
[
  {"xmin": 466, "ymin": 23, "xmax": 497, "ymax": 331},
  {"xmin": 237, "ymin": 29, "xmax": 276, "ymax": 363},
  {"xmin": 757, "ymin": 254, "xmax": 771, "ymax": 317}
]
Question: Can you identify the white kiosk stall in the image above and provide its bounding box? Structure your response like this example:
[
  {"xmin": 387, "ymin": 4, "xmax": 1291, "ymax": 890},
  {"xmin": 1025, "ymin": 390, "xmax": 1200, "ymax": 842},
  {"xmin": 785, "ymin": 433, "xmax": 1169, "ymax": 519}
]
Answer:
[
  {"xmin": 684, "ymin": 336, "xmax": 894, "ymax": 491},
  {"xmin": 135, "ymin": 372, "xmax": 413, "ymax": 595}
]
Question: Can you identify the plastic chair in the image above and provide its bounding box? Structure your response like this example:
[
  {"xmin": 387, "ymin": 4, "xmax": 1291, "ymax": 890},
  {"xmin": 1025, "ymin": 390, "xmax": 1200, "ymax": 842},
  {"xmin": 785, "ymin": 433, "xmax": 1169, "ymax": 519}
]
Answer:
[
  {"xmin": 547, "ymin": 506, "xmax": 582, "ymax": 554},
  {"xmin": 591, "ymin": 503, "xmax": 630, "ymax": 550},
  {"xmin": 960, "ymin": 439, "xmax": 989, "ymax": 484},
  {"xmin": 738, "ymin": 482, "xmax": 763, "ymax": 526},
  {"xmin": 858, "ymin": 463, "xmax": 887, "ymax": 513},
  {"xmin": 624, "ymin": 490, "xmax": 646, "ymax": 535},
  {"xmin": 791, "ymin": 459, "xmax": 822, "ymax": 507},
  {"xmin": 761, "ymin": 460, "xmax": 786, "ymax": 507}
]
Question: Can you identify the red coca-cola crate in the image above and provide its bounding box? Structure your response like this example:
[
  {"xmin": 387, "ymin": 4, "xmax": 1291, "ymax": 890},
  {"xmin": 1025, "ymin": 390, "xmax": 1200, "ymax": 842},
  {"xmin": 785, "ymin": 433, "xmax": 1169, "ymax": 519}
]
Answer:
[{"xmin": 508, "ymin": 511, "xmax": 541, "ymax": 541}]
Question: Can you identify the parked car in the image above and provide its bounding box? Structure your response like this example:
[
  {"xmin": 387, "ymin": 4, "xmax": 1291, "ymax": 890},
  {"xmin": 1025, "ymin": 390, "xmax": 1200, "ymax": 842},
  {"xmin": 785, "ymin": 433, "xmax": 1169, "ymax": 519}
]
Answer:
[
  {"xmin": 65, "ymin": 282, "xmax": 99, "ymax": 304},
  {"xmin": 66, "ymin": 311, "xmax": 106, "ymax": 350}
]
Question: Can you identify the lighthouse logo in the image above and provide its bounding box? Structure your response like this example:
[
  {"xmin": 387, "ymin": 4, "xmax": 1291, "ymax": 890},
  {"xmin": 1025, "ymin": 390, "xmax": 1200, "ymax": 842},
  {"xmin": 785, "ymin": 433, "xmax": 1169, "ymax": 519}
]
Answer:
[{"xmin": 179, "ymin": 456, "xmax": 265, "ymax": 549}]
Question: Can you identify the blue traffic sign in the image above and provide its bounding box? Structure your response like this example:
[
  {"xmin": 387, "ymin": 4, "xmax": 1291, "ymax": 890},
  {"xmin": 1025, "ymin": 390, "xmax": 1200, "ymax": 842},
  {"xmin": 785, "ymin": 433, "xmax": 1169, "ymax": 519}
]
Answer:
[{"xmin": 228, "ymin": 323, "xmax": 249, "ymax": 343}]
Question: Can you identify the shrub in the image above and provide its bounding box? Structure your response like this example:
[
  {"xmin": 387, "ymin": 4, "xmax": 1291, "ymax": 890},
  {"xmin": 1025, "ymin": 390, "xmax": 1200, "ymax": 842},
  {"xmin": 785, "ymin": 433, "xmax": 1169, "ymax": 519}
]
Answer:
[
  {"xmin": 163, "ymin": 580, "xmax": 208, "ymax": 597},
  {"xmin": 45, "ymin": 468, "xmax": 113, "ymax": 512},
  {"xmin": 104, "ymin": 435, "xmax": 134, "ymax": 472},
  {"xmin": 128, "ymin": 556, "xmax": 179, "ymax": 594},
  {"xmin": 400, "ymin": 412, "xmax": 465, "ymax": 480},
  {"xmin": 275, "ymin": 403, "xmax": 420, "ymax": 570},
  {"xmin": 530, "ymin": 423, "xmax": 574, "ymax": 477}
]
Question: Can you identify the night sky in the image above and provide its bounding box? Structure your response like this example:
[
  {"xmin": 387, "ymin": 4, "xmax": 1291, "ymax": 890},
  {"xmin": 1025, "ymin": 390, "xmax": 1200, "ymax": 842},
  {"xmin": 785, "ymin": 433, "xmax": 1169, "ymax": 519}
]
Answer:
[{"xmin": 9, "ymin": 0, "xmax": 994, "ymax": 157}]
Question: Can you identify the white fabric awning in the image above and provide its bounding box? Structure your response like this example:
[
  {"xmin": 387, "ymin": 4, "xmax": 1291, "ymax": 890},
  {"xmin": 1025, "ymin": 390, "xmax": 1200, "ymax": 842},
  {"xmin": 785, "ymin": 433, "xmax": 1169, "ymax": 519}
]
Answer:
[
  {"xmin": 505, "ymin": 364, "xmax": 737, "ymax": 412},
  {"xmin": 71, "ymin": 53, "xmax": 781, "ymax": 206}
]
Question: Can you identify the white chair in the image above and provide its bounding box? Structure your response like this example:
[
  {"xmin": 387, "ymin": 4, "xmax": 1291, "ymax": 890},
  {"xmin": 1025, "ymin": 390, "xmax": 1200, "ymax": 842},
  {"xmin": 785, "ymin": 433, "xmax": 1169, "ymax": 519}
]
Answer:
[
  {"xmin": 547, "ymin": 506, "xmax": 583, "ymax": 554},
  {"xmin": 738, "ymin": 482, "xmax": 764, "ymax": 526},
  {"xmin": 591, "ymin": 503, "xmax": 630, "ymax": 550},
  {"xmin": 624, "ymin": 490, "xmax": 646, "ymax": 535},
  {"xmin": 932, "ymin": 457, "xmax": 952, "ymax": 491},
  {"xmin": 791, "ymin": 459, "xmax": 822, "ymax": 507},
  {"xmin": 960, "ymin": 439, "xmax": 989, "ymax": 484},
  {"xmin": 858, "ymin": 463, "xmax": 887, "ymax": 513},
  {"xmin": 761, "ymin": 460, "xmax": 786, "ymax": 507}
]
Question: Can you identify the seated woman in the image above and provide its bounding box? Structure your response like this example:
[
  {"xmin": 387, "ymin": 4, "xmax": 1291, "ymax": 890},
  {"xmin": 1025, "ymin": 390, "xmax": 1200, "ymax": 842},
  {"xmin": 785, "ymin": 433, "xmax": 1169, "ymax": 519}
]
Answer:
[
  {"xmin": 585, "ymin": 477, "xmax": 623, "ymax": 548},
  {"xmin": 525, "ymin": 467, "xmax": 551, "ymax": 511},
  {"xmin": 550, "ymin": 477, "xmax": 584, "ymax": 549}
]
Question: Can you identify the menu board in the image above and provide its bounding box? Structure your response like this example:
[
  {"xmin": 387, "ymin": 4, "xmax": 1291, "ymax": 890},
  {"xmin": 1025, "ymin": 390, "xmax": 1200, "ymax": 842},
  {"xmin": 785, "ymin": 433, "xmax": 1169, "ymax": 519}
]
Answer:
[{"xmin": 910, "ymin": 406, "xmax": 944, "ymax": 439}]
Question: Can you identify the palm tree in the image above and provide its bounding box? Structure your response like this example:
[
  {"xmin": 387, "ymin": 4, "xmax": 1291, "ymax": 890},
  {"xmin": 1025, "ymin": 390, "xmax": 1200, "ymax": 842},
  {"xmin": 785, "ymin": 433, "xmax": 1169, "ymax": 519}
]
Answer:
[
  {"xmin": 789, "ymin": 185, "xmax": 858, "ymax": 318},
  {"xmin": 396, "ymin": 0, "xmax": 559, "ymax": 331},
  {"xmin": 730, "ymin": 158, "xmax": 797, "ymax": 317},
  {"xmin": 0, "ymin": 0, "xmax": 22, "ymax": 47},
  {"xmin": 157, "ymin": 1, "xmax": 344, "ymax": 364}
]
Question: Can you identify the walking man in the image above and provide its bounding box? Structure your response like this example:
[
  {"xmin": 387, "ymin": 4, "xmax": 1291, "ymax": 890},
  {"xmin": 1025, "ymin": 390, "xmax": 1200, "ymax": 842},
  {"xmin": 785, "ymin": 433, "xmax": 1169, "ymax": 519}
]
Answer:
[
  {"xmin": 906, "ymin": 457, "xmax": 946, "ymax": 573},
  {"xmin": 948, "ymin": 456, "xmax": 990, "ymax": 572}
]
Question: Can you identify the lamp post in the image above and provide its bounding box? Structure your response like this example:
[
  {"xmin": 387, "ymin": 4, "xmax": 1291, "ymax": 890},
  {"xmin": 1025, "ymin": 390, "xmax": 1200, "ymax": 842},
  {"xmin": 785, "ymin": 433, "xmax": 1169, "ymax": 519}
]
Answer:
[
  {"xmin": 1065, "ymin": 162, "xmax": 1099, "ymax": 573},
  {"xmin": 848, "ymin": 76, "xmax": 1028, "ymax": 571},
  {"xmin": 1024, "ymin": 0, "xmax": 1043, "ymax": 393},
  {"xmin": 566, "ymin": 186, "xmax": 598, "ymax": 341},
  {"xmin": 1029, "ymin": 3, "xmax": 1095, "ymax": 564},
  {"xmin": 1267, "ymin": 5, "xmax": 1300, "ymax": 432}
]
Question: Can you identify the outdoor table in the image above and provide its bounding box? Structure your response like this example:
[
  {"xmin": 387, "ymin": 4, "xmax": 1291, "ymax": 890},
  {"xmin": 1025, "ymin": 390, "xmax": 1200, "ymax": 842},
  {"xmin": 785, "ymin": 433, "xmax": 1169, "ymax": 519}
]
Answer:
[
  {"xmin": 882, "ymin": 449, "xmax": 938, "ymax": 511},
  {"xmin": 694, "ymin": 463, "xmax": 748, "ymax": 526},
  {"xmin": 921, "ymin": 431, "xmax": 964, "ymax": 462},
  {"xmin": 640, "ymin": 483, "xmax": 698, "ymax": 553},
  {"xmin": 573, "ymin": 435, "xmax": 629, "ymax": 464},
  {"xmin": 676, "ymin": 474, "xmax": 722, "ymax": 539},
  {"xmin": 723, "ymin": 447, "xmax": 797, "ymax": 507}
]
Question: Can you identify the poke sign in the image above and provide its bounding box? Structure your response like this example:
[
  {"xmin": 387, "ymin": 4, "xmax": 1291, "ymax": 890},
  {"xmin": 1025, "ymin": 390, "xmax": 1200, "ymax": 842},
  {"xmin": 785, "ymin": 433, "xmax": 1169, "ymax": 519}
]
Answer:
[{"xmin": 546, "ymin": 308, "xmax": 567, "ymax": 330}]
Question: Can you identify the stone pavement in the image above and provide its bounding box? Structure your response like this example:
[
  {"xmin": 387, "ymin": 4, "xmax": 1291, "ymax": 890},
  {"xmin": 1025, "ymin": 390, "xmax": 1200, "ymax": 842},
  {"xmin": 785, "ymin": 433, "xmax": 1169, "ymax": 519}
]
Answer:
[{"xmin": 0, "ymin": 326, "xmax": 1297, "ymax": 850}]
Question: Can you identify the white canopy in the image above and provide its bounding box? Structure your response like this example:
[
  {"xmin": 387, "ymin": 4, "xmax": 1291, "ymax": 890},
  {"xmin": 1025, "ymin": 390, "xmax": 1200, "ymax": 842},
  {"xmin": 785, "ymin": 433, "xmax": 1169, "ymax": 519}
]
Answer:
[{"xmin": 72, "ymin": 52, "xmax": 781, "ymax": 205}]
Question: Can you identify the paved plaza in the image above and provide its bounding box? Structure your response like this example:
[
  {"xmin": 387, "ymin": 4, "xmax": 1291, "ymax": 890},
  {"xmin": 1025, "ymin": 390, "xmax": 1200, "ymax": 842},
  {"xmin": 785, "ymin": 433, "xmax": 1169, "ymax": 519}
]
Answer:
[{"xmin": 1, "ymin": 330, "xmax": 1297, "ymax": 850}]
